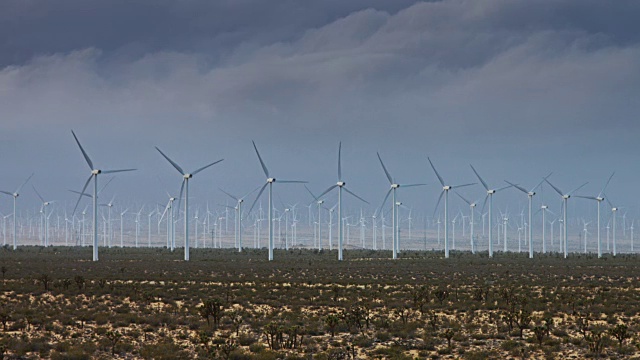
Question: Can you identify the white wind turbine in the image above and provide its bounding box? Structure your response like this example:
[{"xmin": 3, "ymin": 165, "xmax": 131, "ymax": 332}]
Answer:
[
  {"xmin": 504, "ymin": 174, "xmax": 550, "ymax": 259},
  {"xmin": 454, "ymin": 191, "xmax": 479, "ymax": 254},
  {"xmin": 220, "ymin": 187, "xmax": 260, "ymax": 252},
  {"xmin": 0, "ymin": 173, "xmax": 33, "ymax": 250},
  {"xmin": 71, "ymin": 130, "xmax": 136, "ymax": 261},
  {"xmin": 155, "ymin": 146, "xmax": 223, "ymax": 261},
  {"xmin": 376, "ymin": 152, "xmax": 425, "ymax": 259},
  {"xmin": 469, "ymin": 165, "xmax": 513, "ymax": 258},
  {"xmin": 574, "ymin": 172, "xmax": 614, "ymax": 258},
  {"xmin": 428, "ymin": 158, "xmax": 475, "ymax": 258},
  {"xmin": 120, "ymin": 208, "xmax": 128, "ymax": 247},
  {"xmin": 32, "ymin": 186, "xmax": 54, "ymax": 247},
  {"xmin": 582, "ymin": 220, "xmax": 591, "ymax": 254},
  {"xmin": 314, "ymin": 142, "xmax": 368, "ymax": 260},
  {"xmin": 605, "ymin": 196, "xmax": 620, "ymax": 256},
  {"xmin": 544, "ymin": 179, "xmax": 588, "ymax": 258},
  {"xmin": 248, "ymin": 141, "xmax": 306, "ymax": 261}
]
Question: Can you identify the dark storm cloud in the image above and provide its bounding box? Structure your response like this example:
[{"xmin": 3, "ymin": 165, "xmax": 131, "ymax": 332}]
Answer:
[{"xmin": 1, "ymin": 0, "xmax": 640, "ymax": 214}]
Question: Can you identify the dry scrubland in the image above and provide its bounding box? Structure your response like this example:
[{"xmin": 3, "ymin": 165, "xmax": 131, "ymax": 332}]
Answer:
[{"xmin": 0, "ymin": 247, "xmax": 640, "ymax": 359}]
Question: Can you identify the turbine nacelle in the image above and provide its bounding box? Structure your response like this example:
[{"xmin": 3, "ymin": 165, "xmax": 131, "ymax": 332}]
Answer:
[
  {"xmin": 541, "ymin": 205, "xmax": 548, "ymax": 209},
  {"xmin": 395, "ymin": 201, "xmax": 402, "ymax": 206},
  {"xmin": 184, "ymin": 174, "xmax": 193, "ymax": 179},
  {"xmin": 563, "ymin": 195, "xmax": 570, "ymax": 199},
  {"xmin": 487, "ymin": 190, "xmax": 496, "ymax": 195},
  {"xmin": 443, "ymin": 185, "xmax": 451, "ymax": 191},
  {"xmin": 596, "ymin": 197, "xmax": 604, "ymax": 202},
  {"xmin": 612, "ymin": 207, "xmax": 618, "ymax": 211},
  {"xmin": 528, "ymin": 191, "xmax": 535, "ymax": 196},
  {"xmin": 267, "ymin": 178, "xmax": 276, "ymax": 183},
  {"xmin": 317, "ymin": 200, "xmax": 324, "ymax": 205},
  {"xmin": 391, "ymin": 184, "xmax": 400, "ymax": 189},
  {"xmin": 337, "ymin": 181, "xmax": 346, "ymax": 187}
]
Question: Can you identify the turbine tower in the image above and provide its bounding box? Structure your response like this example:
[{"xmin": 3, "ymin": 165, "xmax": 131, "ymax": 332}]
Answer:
[
  {"xmin": 428, "ymin": 157, "xmax": 475, "ymax": 258},
  {"xmin": 248, "ymin": 141, "xmax": 306, "ymax": 261},
  {"xmin": 544, "ymin": 179, "xmax": 588, "ymax": 258},
  {"xmin": 0, "ymin": 173, "xmax": 33, "ymax": 250},
  {"xmin": 71, "ymin": 130, "xmax": 136, "ymax": 261},
  {"xmin": 574, "ymin": 172, "xmax": 614, "ymax": 258},
  {"xmin": 504, "ymin": 174, "xmax": 550, "ymax": 259},
  {"xmin": 155, "ymin": 146, "xmax": 223, "ymax": 261},
  {"xmin": 315, "ymin": 142, "xmax": 368, "ymax": 261},
  {"xmin": 376, "ymin": 153, "xmax": 425, "ymax": 259},
  {"xmin": 469, "ymin": 165, "xmax": 513, "ymax": 258}
]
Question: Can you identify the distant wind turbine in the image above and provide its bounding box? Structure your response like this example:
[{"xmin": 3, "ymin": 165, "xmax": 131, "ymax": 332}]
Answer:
[
  {"xmin": 544, "ymin": 179, "xmax": 588, "ymax": 258},
  {"xmin": 247, "ymin": 141, "xmax": 306, "ymax": 261},
  {"xmin": 0, "ymin": 173, "xmax": 33, "ymax": 249},
  {"xmin": 155, "ymin": 146, "xmax": 223, "ymax": 261},
  {"xmin": 71, "ymin": 130, "xmax": 136, "ymax": 261}
]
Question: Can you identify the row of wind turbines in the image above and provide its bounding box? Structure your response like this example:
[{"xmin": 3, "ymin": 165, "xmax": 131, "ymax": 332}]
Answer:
[{"xmin": 0, "ymin": 131, "xmax": 627, "ymax": 262}]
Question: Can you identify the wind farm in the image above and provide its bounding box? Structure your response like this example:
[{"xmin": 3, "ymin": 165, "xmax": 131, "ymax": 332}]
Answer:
[{"xmin": 2, "ymin": 0, "xmax": 640, "ymax": 358}]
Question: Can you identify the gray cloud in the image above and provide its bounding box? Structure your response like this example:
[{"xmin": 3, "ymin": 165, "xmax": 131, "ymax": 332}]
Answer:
[{"xmin": 1, "ymin": 0, "xmax": 639, "ymax": 217}]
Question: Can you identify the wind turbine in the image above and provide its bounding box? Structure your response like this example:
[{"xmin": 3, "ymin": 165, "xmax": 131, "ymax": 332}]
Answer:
[
  {"xmin": 220, "ymin": 187, "xmax": 260, "ymax": 252},
  {"xmin": 71, "ymin": 130, "xmax": 136, "ymax": 261},
  {"xmin": 428, "ymin": 157, "xmax": 475, "ymax": 258},
  {"xmin": 155, "ymin": 146, "xmax": 223, "ymax": 261},
  {"xmin": 376, "ymin": 152, "xmax": 425, "ymax": 259},
  {"xmin": 469, "ymin": 165, "xmax": 513, "ymax": 258},
  {"xmin": 313, "ymin": 142, "xmax": 368, "ymax": 260},
  {"xmin": 574, "ymin": 172, "xmax": 614, "ymax": 258},
  {"xmin": 605, "ymin": 196, "xmax": 620, "ymax": 256},
  {"xmin": 32, "ymin": 186, "xmax": 54, "ymax": 247},
  {"xmin": 247, "ymin": 141, "xmax": 306, "ymax": 261},
  {"xmin": 544, "ymin": 179, "xmax": 588, "ymax": 258},
  {"xmin": 504, "ymin": 174, "xmax": 550, "ymax": 258},
  {"xmin": 454, "ymin": 191, "xmax": 479, "ymax": 254},
  {"xmin": 0, "ymin": 173, "xmax": 33, "ymax": 249}
]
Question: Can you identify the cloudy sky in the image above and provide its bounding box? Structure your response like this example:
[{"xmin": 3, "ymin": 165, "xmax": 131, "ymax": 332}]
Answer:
[{"xmin": 1, "ymin": 0, "xmax": 639, "ymax": 218}]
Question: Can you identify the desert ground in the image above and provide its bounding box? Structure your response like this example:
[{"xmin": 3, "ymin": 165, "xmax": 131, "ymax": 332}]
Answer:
[{"xmin": 0, "ymin": 246, "xmax": 639, "ymax": 359}]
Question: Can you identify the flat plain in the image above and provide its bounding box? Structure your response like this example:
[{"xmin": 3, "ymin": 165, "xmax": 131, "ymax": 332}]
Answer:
[{"xmin": 0, "ymin": 246, "xmax": 639, "ymax": 359}]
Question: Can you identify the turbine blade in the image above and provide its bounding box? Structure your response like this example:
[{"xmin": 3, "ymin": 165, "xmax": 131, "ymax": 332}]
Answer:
[
  {"xmin": 192, "ymin": 159, "xmax": 224, "ymax": 176},
  {"xmin": 219, "ymin": 188, "xmax": 239, "ymax": 201},
  {"xmin": 304, "ymin": 185, "xmax": 319, "ymax": 202},
  {"xmin": 453, "ymin": 190, "xmax": 471, "ymax": 205},
  {"xmin": 252, "ymin": 140, "xmax": 270, "ymax": 178},
  {"xmin": 568, "ymin": 182, "xmax": 589, "ymax": 196},
  {"xmin": 247, "ymin": 182, "xmax": 269, "ymax": 216},
  {"xmin": 598, "ymin": 172, "xmax": 615, "ymax": 198},
  {"xmin": 531, "ymin": 172, "xmax": 552, "ymax": 193},
  {"xmin": 15, "ymin": 173, "xmax": 34, "ymax": 194},
  {"xmin": 71, "ymin": 130, "xmax": 94, "ymax": 170},
  {"xmin": 102, "ymin": 169, "xmax": 137, "ymax": 174},
  {"xmin": 544, "ymin": 179, "xmax": 564, "ymax": 197},
  {"xmin": 72, "ymin": 175, "xmax": 93, "ymax": 216},
  {"xmin": 504, "ymin": 180, "xmax": 528, "ymax": 194},
  {"xmin": 453, "ymin": 182, "xmax": 476, "ymax": 189},
  {"xmin": 480, "ymin": 195, "xmax": 489, "ymax": 214},
  {"xmin": 176, "ymin": 179, "xmax": 186, "ymax": 213},
  {"xmin": 427, "ymin": 157, "xmax": 445, "ymax": 187},
  {"xmin": 316, "ymin": 184, "xmax": 338, "ymax": 200},
  {"xmin": 0, "ymin": 191, "xmax": 12, "ymax": 196},
  {"xmin": 469, "ymin": 165, "xmax": 489, "ymax": 191},
  {"xmin": 432, "ymin": 191, "xmax": 444, "ymax": 218},
  {"xmin": 379, "ymin": 188, "xmax": 393, "ymax": 213},
  {"xmin": 574, "ymin": 195, "xmax": 598, "ymax": 201},
  {"xmin": 99, "ymin": 176, "xmax": 115, "ymax": 194},
  {"xmin": 377, "ymin": 152, "xmax": 393, "ymax": 184},
  {"xmin": 68, "ymin": 190, "xmax": 91, "ymax": 198},
  {"xmin": 240, "ymin": 185, "xmax": 263, "ymax": 200},
  {"xmin": 343, "ymin": 187, "xmax": 369, "ymax": 204},
  {"xmin": 155, "ymin": 147, "xmax": 185, "ymax": 175},
  {"xmin": 32, "ymin": 185, "xmax": 45, "ymax": 203},
  {"xmin": 337, "ymin": 142, "xmax": 342, "ymax": 181},
  {"xmin": 400, "ymin": 183, "xmax": 427, "ymax": 188}
]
